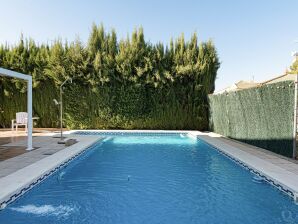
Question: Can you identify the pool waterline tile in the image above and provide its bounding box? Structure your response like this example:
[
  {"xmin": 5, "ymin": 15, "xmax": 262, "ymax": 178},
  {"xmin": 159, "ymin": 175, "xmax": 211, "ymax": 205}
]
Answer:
[
  {"xmin": 72, "ymin": 130, "xmax": 298, "ymax": 200},
  {"xmin": 0, "ymin": 135, "xmax": 103, "ymax": 209},
  {"xmin": 192, "ymin": 132, "xmax": 298, "ymax": 201},
  {"xmin": 1, "ymin": 130, "xmax": 298, "ymax": 210}
]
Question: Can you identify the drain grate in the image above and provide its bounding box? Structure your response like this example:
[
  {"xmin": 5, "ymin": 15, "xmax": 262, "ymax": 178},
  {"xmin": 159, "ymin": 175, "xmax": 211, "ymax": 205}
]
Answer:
[{"xmin": 43, "ymin": 153, "xmax": 54, "ymax": 155}]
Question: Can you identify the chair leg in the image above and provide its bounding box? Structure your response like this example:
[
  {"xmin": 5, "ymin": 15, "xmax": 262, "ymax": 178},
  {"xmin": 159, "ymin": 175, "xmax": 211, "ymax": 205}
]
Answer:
[
  {"xmin": 16, "ymin": 124, "xmax": 18, "ymax": 132},
  {"xmin": 25, "ymin": 124, "xmax": 27, "ymax": 133},
  {"xmin": 11, "ymin": 121, "xmax": 14, "ymax": 132}
]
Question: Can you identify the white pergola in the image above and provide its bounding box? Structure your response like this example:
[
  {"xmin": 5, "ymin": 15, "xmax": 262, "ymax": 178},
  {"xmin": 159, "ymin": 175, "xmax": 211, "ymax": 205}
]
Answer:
[{"xmin": 0, "ymin": 68, "xmax": 33, "ymax": 150}]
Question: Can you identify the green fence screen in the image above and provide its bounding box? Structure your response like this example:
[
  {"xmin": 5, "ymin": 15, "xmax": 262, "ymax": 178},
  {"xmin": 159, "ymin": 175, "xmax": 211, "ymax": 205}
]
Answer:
[{"xmin": 208, "ymin": 81, "xmax": 295, "ymax": 158}]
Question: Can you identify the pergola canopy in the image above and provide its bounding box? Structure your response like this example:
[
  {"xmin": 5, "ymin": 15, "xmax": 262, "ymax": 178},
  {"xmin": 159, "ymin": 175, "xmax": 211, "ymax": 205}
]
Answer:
[{"xmin": 0, "ymin": 68, "xmax": 33, "ymax": 150}]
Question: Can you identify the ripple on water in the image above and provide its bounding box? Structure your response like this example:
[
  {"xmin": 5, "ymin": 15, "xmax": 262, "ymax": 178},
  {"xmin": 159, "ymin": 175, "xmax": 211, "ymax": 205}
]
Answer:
[{"xmin": 10, "ymin": 204, "xmax": 79, "ymax": 218}]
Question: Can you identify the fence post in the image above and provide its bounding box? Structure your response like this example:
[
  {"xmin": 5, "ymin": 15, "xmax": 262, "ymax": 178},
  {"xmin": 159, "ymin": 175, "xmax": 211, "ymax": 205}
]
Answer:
[{"xmin": 293, "ymin": 74, "xmax": 298, "ymax": 159}]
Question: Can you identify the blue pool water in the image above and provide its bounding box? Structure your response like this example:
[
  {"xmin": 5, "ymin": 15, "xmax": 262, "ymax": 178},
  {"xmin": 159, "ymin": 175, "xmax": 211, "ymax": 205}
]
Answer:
[{"xmin": 0, "ymin": 134, "xmax": 298, "ymax": 223}]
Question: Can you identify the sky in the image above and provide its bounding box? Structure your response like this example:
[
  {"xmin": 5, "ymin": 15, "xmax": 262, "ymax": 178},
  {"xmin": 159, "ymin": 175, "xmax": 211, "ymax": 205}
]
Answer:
[{"xmin": 0, "ymin": 0, "xmax": 297, "ymax": 91}]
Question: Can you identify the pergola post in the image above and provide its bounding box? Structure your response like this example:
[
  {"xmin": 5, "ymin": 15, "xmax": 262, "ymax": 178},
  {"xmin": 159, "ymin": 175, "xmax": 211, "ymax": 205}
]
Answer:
[
  {"xmin": 0, "ymin": 68, "xmax": 33, "ymax": 150},
  {"xmin": 27, "ymin": 76, "xmax": 33, "ymax": 150}
]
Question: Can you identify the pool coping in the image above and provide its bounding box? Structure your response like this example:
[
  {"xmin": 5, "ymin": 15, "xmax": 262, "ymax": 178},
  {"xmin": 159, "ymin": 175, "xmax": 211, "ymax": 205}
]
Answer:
[
  {"xmin": 189, "ymin": 131, "xmax": 298, "ymax": 202},
  {"xmin": 69, "ymin": 130, "xmax": 298, "ymax": 201},
  {"xmin": 0, "ymin": 135, "xmax": 102, "ymax": 209},
  {"xmin": 66, "ymin": 130, "xmax": 190, "ymax": 134},
  {"xmin": 1, "ymin": 130, "xmax": 298, "ymax": 209}
]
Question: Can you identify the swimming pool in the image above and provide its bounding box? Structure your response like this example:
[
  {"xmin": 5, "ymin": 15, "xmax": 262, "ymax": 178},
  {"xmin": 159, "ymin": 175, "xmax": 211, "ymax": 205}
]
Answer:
[{"xmin": 0, "ymin": 134, "xmax": 297, "ymax": 223}]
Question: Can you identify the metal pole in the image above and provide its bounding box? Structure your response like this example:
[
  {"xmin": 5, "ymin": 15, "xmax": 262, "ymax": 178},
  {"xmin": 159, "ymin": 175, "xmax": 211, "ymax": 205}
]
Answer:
[
  {"xmin": 27, "ymin": 76, "xmax": 33, "ymax": 150},
  {"xmin": 293, "ymin": 74, "xmax": 298, "ymax": 159},
  {"xmin": 58, "ymin": 77, "xmax": 72, "ymax": 142}
]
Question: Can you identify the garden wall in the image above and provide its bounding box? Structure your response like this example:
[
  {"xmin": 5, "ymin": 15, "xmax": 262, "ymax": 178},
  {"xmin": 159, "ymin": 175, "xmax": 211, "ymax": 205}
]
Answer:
[{"xmin": 208, "ymin": 81, "xmax": 295, "ymax": 157}]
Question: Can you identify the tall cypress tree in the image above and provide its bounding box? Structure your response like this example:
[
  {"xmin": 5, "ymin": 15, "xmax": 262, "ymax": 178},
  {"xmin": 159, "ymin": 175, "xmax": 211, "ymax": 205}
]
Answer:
[{"xmin": 0, "ymin": 23, "xmax": 220, "ymax": 130}]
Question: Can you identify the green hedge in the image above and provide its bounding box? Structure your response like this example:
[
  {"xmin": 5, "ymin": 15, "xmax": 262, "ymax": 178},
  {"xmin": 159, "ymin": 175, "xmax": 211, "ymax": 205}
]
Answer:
[
  {"xmin": 208, "ymin": 81, "xmax": 295, "ymax": 157},
  {"xmin": 0, "ymin": 24, "xmax": 220, "ymax": 130},
  {"xmin": 0, "ymin": 81, "xmax": 209, "ymax": 130}
]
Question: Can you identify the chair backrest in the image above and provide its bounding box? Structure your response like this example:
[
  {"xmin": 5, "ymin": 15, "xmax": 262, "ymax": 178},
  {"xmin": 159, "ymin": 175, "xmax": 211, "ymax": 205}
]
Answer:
[{"xmin": 16, "ymin": 112, "xmax": 28, "ymax": 124}]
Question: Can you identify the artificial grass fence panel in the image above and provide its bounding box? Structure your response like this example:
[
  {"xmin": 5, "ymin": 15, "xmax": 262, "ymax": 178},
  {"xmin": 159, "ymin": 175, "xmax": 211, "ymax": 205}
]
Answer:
[{"xmin": 208, "ymin": 81, "xmax": 295, "ymax": 158}]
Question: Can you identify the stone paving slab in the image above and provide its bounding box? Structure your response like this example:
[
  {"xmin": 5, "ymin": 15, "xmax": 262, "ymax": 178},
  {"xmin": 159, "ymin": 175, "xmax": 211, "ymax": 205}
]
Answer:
[{"xmin": 0, "ymin": 136, "xmax": 67, "ymax": 175}]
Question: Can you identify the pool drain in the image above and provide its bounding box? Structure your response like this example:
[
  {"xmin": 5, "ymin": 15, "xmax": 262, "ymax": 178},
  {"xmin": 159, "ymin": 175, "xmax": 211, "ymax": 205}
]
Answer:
[{"xmin": 57, "ymin": 171, "xmax": 66, "ymax": 182}]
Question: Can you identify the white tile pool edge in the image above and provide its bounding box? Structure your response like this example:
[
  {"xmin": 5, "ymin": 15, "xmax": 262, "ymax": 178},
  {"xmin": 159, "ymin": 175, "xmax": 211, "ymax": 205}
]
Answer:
[
  {"xmin": 0, "ymin": 135, "xmax": 103, "ymax": 209},
  {"xmin": 68, "ymin": 130, "xmax": 298, "ymax": 201},
  {"xmin": 190, "ymin": 132, "xmax": 298, "ymax": 202},
  {"xmin": 0, "ymin": 130, "xmax": 298, "ymax": 209},
  {"xmin": 70, "ymin": 130, "xmax": 298, "ymax": 201},
  {"xmin": 65, "ymin": 130, "xmax": 191, "ymax": 134}
]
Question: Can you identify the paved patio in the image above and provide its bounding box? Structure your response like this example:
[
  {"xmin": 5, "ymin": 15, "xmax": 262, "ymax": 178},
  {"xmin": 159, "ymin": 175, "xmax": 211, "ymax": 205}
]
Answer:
[
  {"xmin": 0, "ymin": 129, "xmax": 68, "ymax": 177},
  {"xmin": 0, "ymin": 129, "xmax": 66, "ymax": 161}
]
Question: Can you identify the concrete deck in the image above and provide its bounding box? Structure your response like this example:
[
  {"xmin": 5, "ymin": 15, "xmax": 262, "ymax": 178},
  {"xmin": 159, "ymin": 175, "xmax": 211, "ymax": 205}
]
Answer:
[{"xmin": 0, "ymin": 135, "xmax": 67, "ymax": 177}]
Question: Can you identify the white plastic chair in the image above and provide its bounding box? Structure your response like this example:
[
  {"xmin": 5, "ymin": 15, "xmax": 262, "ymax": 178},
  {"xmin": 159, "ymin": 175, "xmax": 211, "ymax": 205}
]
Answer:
[{"xmin": 11, "ymin": 112, "xmax": 28, "ymax": 132}]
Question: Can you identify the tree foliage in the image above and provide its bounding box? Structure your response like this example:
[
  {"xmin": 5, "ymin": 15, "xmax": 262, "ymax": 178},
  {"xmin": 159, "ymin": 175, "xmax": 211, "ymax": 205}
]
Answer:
[
  {"xmin": 0, "ymin": 24, "xmax": 220, "ymax": 130},
  {"xmin": 290, "ymin": 57, "xmax": 298, "ymax": 74}
]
